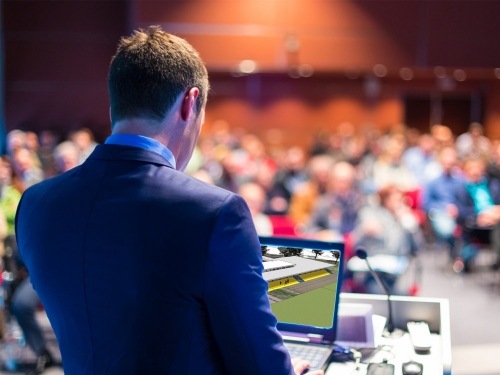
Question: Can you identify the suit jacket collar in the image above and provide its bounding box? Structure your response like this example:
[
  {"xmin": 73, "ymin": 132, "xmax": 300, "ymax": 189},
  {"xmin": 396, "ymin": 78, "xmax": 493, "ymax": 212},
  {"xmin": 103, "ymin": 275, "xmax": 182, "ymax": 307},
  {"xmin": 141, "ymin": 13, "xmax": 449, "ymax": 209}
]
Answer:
[{"xmin": 87, "ymin": 144, "xmax": 175, "ymax": 169}]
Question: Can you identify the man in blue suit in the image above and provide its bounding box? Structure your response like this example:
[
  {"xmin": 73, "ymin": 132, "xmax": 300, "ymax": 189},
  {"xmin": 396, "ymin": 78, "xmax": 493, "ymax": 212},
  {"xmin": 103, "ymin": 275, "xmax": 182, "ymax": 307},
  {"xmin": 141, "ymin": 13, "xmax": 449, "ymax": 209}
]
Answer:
[{"xmin": 16, "ymin": 26, "xmax": 321, "ymax": 375}]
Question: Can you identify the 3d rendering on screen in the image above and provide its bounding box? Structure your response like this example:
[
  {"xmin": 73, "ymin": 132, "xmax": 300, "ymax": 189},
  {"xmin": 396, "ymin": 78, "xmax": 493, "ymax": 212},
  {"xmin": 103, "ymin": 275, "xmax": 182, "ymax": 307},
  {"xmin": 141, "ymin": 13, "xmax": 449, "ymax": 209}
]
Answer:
[{"xmin": 261, "ymin": 247, "xmax": 340, "ymax": 328}]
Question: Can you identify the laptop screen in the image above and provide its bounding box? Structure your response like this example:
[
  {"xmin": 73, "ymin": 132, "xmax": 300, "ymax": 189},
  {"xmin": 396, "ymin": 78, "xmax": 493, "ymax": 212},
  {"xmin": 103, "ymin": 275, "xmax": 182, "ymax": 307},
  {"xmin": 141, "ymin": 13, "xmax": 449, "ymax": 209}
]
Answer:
[{"xmin": 259, "ymin": 237, "xmax": 344, "ymax": 342}]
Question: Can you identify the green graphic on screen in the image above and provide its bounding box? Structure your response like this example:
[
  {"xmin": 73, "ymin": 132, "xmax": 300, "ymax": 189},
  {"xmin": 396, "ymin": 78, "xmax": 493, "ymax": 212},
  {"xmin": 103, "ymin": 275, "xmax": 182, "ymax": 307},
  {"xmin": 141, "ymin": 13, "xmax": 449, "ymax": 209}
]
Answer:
[{"xmin": 262, "ymin": 248, "xmax": 340, "ymax": 328}]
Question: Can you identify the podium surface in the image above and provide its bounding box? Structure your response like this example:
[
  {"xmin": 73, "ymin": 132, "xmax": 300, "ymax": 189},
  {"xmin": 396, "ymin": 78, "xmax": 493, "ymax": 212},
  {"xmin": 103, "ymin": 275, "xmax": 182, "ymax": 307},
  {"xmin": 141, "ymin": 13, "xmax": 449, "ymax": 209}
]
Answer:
[{"xmin": 327, "ymin": 293, "xmax": 452, "ymax": 375}]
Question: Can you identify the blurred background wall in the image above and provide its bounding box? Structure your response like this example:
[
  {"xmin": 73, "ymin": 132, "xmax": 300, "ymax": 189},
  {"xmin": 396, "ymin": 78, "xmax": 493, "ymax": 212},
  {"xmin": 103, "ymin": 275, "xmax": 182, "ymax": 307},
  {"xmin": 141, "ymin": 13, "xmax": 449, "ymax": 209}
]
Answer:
[{"xmin": 3, "ymin": 0, "xmax": 500, "ymax": 146}]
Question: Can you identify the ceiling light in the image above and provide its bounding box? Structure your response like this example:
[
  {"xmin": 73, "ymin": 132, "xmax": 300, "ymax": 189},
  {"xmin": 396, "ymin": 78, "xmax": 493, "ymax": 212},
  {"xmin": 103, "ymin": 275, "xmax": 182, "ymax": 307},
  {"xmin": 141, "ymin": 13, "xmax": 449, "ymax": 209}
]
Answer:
[
  {"xmin": 239, "ymin": 60, "xmax": 257, "ymax": 74},
  {"xmin": 373, "ymin": 64, "xmax": 388, "ymax": 78}
]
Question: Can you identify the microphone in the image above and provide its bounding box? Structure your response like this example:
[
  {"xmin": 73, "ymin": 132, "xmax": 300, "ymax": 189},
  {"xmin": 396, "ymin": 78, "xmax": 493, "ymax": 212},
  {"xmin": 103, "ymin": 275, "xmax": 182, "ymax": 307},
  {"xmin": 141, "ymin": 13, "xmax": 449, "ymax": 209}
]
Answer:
[{"xmin": 355, "ymin": 247, "xmax": 395, "ymax": 334}]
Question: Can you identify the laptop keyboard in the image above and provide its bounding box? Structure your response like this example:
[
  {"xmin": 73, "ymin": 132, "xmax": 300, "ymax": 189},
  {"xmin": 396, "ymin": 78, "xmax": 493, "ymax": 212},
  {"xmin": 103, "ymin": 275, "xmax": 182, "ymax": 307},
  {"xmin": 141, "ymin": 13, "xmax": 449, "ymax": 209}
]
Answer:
[{"xmin": 284, "ymin": 342, "xmax": 331, "ymax": 370}]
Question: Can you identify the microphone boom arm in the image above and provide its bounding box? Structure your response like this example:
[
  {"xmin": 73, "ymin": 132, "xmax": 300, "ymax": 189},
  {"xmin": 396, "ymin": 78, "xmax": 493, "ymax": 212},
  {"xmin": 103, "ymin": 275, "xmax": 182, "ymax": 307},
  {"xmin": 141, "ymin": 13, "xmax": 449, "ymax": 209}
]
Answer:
[{"xmin": 364, "ymin": 258, "xmax": 394, "ymax": 333}]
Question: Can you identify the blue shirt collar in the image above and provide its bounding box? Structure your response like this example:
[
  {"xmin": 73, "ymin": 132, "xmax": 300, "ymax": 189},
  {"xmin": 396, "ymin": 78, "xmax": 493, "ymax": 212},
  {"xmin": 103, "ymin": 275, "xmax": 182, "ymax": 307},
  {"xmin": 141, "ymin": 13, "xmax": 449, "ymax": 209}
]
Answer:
[{"xmin": 105, "ymin": 134, "xmax": 176, "ymax": 169}]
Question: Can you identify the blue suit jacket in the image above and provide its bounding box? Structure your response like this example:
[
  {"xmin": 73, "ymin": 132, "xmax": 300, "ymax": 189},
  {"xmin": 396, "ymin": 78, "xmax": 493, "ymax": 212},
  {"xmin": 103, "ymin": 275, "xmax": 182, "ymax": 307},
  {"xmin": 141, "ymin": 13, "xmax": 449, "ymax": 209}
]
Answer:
[{"xmin": 16, "ymin": 144, "xmax": 293, "ymax": 375}]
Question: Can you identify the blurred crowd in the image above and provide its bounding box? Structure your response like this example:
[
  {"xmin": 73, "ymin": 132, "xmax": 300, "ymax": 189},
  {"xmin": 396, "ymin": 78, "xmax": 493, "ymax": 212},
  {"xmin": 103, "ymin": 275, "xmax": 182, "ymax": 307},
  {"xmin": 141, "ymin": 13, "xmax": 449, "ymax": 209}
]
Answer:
[
  {"xmin": 1, "ymin": 121, "xmax": 500, "ymax": 287},
  {"xmin": 0, "ymin": 128, "xmax": 97, "ymax": 256},
  {"xmin": 186, "ymin": 121, "xmax": 500, "ymax": 282}
]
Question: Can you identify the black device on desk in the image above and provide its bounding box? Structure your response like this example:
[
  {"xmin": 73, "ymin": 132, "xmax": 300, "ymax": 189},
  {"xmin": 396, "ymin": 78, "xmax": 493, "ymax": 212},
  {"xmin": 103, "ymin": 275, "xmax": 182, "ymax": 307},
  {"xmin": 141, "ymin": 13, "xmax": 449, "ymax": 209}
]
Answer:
[{"xmin": 259, "ymin": 236, "xmax": 345, "ymax": 372}]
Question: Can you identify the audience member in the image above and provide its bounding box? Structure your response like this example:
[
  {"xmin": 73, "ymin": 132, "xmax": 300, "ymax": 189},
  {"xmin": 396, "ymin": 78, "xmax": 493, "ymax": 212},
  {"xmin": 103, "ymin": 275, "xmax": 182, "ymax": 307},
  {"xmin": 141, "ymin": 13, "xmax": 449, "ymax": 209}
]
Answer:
[
  {"xmin": 231, "ymin": 134, "xmax": 276, "ymax": 185},
  {"xmin": 344, "ymin": 136, "xmax": 368, "ymax": 167},
  {"xmin": 193, "ymin": 137, "xmax": 226, "ymax": 187},
  {"xmin": 25, "ymin": 132, "xmax": 43, "ymax": 168},
  {"xmin": 327, "ymin": 133, "xmax": 349, "ymax": 164},
  {"xmin": 0, "ymin": 156, "xmax": 22, "ymax": 236},
  {"xmin": 423, "ymin": 147, "xmax": 462, "ymax": 252},
  {"xmin": 0, "ymin": 156, "xmax": 22, "ymax": 281},
  {"xmin": 354, "ymin": 185, "xmax": 421, "ymax": 257},
  {"xmin": 353, "ymin": 185, "xmax": 421, "ymax": 293},
  {"xmin": 6, "ymin": 130, "xmax": 26, "ymax": 156},
  {"xmin": 289, "ymin": 154, "xmax": 334, "ymax": 225},
  {"xmin": 309, "ymin": 162, "xmax": 363, "ymax": 239},
  {"xmin": 211, "ymin": 119, "xmax": 240, "ymax": 150},
  {"xmin": 455, "ymin": 122, "xmax": 491, "ymax": 160},
  {"xmin": 213, "ymin": 151, "xmax": 239, "ymax": 192},
  {"xmin": 356, "ymin": 133, "xmax": 382, "ymax": 194},
  {"xmin": 373, "ymin": 136, "xmax": 418, "ymax": 191},
  {"xmin": 309, "ymin": 130, "xmax": 331, "ymax": 156},
  {"xmin": 239, "ymin": 182, "xmax": 274, "ymax": 236},
  {"xmin": 403, "ymin": 133, "xmax": 441, "ymax": 185},
  {"xmin": 53, "ymin": 141, "xmax": 80, "ymax": 174},
  {"xmin": 70, "ymin": 128, "xmax": 98, "ymax": 164},
  {"xmin": 11, "ymin": 148, "xmax": 44, "ymax": 192},
  {"xmin": 456, "ymin": 157, "xmax": 500, "ymax": 270},
  {"xmin": 255, "ymin": 163, "xmax": 289, "ymax": 215},
  {"xmin": 431, "ymin": 124, "xmax": 454, "ymax": 150},
  {"xmin": 274, "ymin": 147, "xmax": 308, "ymax": 201},
  {"xmin": 38, "ymin": 130, "xmax": 58, "ymax": 178},
  {"xmin": 405, "ymin": 128, "xmax": 421, "ymax": 148}
]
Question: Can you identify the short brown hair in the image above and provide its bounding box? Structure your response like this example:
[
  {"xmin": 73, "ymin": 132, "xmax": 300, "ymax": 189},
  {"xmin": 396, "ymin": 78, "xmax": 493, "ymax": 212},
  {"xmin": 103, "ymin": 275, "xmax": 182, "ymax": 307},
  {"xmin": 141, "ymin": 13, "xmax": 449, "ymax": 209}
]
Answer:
[
  {"xmin": 378, "ymin": 185, "xmax": 401, "ymax": 206},
  {"xmin": 108, "ymin": 26, "xmax": 209, "ymax": 125}
]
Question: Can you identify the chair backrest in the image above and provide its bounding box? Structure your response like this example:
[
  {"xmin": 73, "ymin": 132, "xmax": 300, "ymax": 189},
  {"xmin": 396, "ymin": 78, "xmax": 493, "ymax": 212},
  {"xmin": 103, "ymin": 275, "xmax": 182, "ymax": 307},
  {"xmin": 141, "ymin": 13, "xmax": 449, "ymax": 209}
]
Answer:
[
  {"xmin": 268, "ymin": 215, "xmax": 298, "ymax": 237},
  {"xmin": 403, "ymin": 189, "xmax": 421, "ymax": 209}
]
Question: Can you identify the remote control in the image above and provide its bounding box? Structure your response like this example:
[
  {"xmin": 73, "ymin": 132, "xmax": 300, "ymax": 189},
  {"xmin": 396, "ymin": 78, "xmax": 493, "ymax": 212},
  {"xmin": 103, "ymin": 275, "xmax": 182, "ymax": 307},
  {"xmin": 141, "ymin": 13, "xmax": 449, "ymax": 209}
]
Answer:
[{"xmin": 407, "ymin": 321, "xmax": 432, "ymax": 352}]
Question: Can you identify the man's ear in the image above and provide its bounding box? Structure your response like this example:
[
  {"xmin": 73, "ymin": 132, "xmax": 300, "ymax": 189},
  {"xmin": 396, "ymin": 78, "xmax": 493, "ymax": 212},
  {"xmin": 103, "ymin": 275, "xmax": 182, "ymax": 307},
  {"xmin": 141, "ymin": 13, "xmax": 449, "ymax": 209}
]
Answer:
[{"xmin": 181, "ymin": 87, "xmax": 200, "ymax": 121}]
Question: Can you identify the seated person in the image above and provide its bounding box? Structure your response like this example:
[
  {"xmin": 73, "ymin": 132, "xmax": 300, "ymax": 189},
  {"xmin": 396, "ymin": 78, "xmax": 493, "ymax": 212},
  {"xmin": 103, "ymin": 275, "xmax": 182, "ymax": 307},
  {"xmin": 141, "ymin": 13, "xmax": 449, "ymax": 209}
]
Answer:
[
  {"xmin": 12, "ymin": 147, "xmax": 44, "ymax": 192},
  {"xmin": 273, "ymin": 147, "xmax": 308, "ymax": 202},
  {"xmin": 255, "ymin": 164, "xmax": 289, "ymax": 216},
  {"xmin": 403, "ymin": 133, "xmax": 441, "ymax": 186},
  {"xmin": 423, "ymin": 147, "xmax": 462, "ymax": 253},
  {"xmin": 53, "ymin": 141, "xmax": 80, "ymax": 175},
  {"xmin": 308, "ymin": 161, "xmax": 364, "ymax": 240},
  {"xmin": 353, "ymin": 185, "xmax": 421, "ymax": 294},
  {"xmin": 289, "ymin": 154, "xmax": 334, "ymax": 225},
  {"xmin": 456, "ymin": 122, "xmax": 491, "ymax": 160},
  {"xmin": 456, "ymin": 157, "xmax": 500, "ymax": 270},
  {"xmin": 239, "ymin": 182, "xmax": 274, "ymax": 236},
  {"xmin": 373, "ymin": 135, "xmax": 418, "ymax": 192}
]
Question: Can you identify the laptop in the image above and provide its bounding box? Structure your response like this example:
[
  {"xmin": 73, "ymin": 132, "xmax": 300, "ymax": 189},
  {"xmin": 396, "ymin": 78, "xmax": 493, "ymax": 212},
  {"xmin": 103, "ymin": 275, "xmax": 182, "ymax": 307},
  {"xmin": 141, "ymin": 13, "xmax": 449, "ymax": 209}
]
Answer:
[{"xmin": 259, "ymin": 236, "xmax": 344, "ymax": 371}]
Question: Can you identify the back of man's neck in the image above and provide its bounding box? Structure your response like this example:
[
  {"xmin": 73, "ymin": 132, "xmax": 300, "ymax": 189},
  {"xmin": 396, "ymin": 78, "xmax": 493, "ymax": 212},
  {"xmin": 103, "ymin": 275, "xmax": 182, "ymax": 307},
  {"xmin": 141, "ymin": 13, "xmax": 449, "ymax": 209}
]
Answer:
[{"xmin": 111, "ymin": 119, "xmax": 168, "ymax": 145}]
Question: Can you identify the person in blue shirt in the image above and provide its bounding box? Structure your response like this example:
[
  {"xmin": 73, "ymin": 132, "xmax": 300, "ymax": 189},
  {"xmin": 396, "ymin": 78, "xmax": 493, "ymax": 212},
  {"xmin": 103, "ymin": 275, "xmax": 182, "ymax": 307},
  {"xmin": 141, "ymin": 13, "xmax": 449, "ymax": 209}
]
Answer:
[
  {"xmin": 402, "ymin": 133, "xmax": 441, "ymax": 186},
  {"xmin": 423, "ymin": 147, "xmax": 463, "ymax": 253},
  {"xmin": 16, "ymin": 26, "xmax": 319, "ymax": 375},
  {"xmin": 456, "ymin": 157, "xmax": 500, "ymax": 271}
]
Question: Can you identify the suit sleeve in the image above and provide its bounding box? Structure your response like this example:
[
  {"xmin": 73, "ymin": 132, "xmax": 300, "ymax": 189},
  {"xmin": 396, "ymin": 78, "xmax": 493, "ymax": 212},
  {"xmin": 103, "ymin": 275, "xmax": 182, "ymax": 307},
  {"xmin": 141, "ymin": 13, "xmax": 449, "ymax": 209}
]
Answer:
[{"xmin": 203, "ymin": 193, "xmax": 294, "ymax": 375}]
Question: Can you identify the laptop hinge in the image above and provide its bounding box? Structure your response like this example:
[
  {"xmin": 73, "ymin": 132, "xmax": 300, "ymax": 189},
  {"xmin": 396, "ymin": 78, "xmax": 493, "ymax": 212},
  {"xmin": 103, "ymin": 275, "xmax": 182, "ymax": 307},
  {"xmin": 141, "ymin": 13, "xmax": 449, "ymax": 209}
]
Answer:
[{"xmin": 282, "ymin": 333, "xmax": 324, "ymax": 344}]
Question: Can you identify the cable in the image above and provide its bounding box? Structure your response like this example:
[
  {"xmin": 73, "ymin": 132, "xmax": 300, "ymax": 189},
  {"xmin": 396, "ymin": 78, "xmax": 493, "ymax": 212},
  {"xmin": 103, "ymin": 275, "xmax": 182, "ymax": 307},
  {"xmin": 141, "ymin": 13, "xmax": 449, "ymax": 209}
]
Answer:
[{"xmin": 350, "ymin": 348, "xmax": 362, "ymax": 371}]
